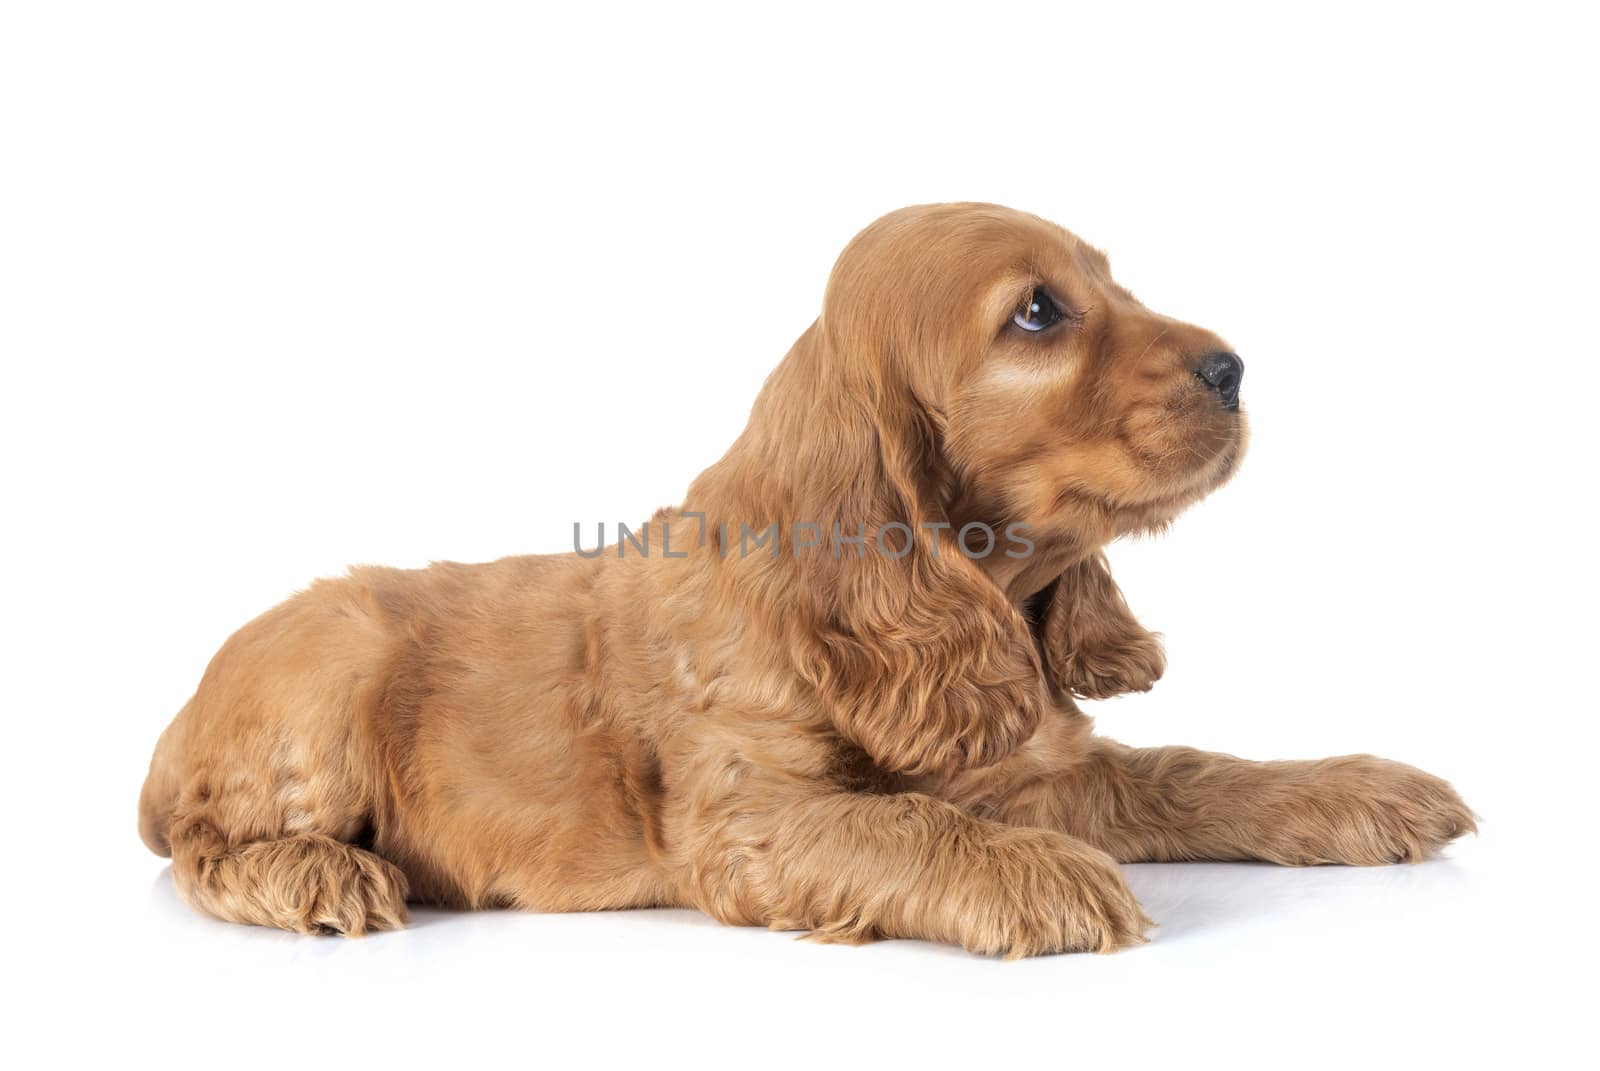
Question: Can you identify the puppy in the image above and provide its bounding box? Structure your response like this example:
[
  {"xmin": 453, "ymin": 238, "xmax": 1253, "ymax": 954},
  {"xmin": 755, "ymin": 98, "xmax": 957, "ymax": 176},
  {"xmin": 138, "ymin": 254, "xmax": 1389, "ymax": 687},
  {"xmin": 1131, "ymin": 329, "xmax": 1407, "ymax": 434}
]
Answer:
[{"xmin": 139, "ymin": 203, "xmax": 1474, "ymax": 955}]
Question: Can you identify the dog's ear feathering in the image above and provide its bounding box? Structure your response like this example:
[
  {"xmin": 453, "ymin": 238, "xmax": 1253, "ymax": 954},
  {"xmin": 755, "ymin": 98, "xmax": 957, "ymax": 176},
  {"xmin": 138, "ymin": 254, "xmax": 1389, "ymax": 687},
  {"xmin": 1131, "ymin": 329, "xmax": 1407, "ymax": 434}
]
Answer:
[
  {"xmin": 778, "ymin": 318, "xmax": 1047, "ymax": 776},
  {"xmin": 799, "ymin": 555, "xmax": 1047, "ymax": 775}
]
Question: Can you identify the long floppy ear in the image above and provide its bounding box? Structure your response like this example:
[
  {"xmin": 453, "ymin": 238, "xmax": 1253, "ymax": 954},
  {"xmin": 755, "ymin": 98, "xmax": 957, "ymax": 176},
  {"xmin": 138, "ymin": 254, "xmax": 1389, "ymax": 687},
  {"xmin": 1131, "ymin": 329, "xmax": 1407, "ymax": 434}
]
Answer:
[
  {"xmin": 788, "ymin": 340, "xmax": 1047, "ymax": 776},
  {"xmin": 1033, "ymin": 554, "xmax": 1165, "ymax": 701}
]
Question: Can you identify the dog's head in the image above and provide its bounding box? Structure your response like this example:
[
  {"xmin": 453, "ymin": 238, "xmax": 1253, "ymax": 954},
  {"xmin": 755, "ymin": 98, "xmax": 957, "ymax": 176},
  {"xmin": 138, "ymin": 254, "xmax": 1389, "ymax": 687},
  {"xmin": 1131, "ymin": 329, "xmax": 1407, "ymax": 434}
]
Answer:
[
  {"xmin": 692, "ymin": 203, "xmax": 1246, "ymax": 775},
  {"xmin": 820, "ymin": 202, "xmax": 1246, "ymax": 565}
]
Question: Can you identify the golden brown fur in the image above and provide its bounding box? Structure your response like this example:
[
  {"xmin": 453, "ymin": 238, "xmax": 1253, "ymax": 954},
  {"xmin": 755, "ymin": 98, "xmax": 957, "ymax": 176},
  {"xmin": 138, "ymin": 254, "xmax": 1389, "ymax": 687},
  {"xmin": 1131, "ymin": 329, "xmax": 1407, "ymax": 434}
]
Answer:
[{"xmin": 139, "ymin": 203, "xmax": 1474, "ymax": 955}]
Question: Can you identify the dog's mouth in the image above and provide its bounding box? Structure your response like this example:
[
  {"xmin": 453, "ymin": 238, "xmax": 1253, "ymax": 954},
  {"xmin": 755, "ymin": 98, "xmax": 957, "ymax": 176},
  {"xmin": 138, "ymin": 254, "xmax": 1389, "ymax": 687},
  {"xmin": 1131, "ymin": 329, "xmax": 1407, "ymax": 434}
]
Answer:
[
  {"xmin": 1157, "ymin": 402, "xmax": 1248, "ymax": 502},
  {"xmin": 1156, "ymin": 437, "xmax": 1245, "ymax": 510},
  {"xmin": 1047, "ymin": 435, "xmax": 1244, "ymax": 531}
]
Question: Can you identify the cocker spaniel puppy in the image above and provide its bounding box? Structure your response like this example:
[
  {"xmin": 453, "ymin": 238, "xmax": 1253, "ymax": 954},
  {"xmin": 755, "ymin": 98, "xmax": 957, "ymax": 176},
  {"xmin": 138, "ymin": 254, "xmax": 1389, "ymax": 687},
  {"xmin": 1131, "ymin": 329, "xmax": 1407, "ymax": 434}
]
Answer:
[{"xmin": 139, "ymin": 203, "xmax": 1474, "ymax": 955}]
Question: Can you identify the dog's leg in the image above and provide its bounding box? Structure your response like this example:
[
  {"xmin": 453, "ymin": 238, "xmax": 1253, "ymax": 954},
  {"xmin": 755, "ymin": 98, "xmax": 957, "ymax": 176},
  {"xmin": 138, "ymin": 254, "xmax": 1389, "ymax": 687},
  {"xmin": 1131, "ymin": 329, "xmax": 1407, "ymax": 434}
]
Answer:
[
  {"xmin": 169, "ymin": 816, "xmax": 409, "ymax": 935},
  {"xmin": 680, "ymin": 790, "xmax": 1151, "ymax": 957},
  {"xmin": 969, "ymin": 736, "xmax": 1476, "ymax": 866}
]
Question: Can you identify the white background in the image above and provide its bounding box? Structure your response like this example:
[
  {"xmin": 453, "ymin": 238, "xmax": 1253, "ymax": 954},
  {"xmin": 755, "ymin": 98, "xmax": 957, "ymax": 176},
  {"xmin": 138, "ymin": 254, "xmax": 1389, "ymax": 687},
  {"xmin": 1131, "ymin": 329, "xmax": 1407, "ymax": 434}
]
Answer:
[{"xmin": 3, "ymin": 2, "xmax": 1595, "ymax": 1067}]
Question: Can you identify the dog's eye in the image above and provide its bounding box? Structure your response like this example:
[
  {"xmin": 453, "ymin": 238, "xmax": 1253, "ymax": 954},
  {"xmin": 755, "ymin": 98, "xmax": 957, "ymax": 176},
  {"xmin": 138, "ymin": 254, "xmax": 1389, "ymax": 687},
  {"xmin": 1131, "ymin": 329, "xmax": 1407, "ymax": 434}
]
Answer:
[{"xmin": 1013, "ymin": 288, "xmax": 1064, "ymax": 332}]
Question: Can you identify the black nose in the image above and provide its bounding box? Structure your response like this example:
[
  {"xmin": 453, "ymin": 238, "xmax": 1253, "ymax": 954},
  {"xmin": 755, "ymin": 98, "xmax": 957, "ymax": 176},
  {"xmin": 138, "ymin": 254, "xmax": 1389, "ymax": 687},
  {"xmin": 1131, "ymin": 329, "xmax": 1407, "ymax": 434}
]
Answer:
[{"xmin": 1195, "ymin": 351, "xmax": 1244, "ymax": 410}]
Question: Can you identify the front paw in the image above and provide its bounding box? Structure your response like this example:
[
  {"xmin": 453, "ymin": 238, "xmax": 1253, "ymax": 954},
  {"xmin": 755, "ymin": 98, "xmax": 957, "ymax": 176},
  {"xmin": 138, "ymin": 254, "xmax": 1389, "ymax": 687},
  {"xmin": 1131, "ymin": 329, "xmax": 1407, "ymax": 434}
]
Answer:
[
  {"xmin": 1054, "ymin": 630, "xmax": 1166, "ymax": 700},
  {"xmin": 962, "ymin": 829, "xmax": 1153, "ymax": 958},
  {"xmin": 1262, "ymin": 756, "xmax": 1477, "ymax": 866}
]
